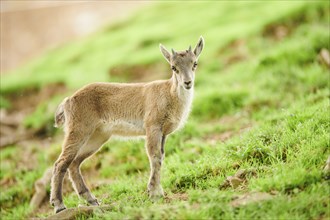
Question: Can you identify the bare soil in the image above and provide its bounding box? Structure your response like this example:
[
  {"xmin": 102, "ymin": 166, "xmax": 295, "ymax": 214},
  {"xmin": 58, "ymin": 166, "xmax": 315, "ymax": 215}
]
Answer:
[{"xmin": 109, "ymin": 63, "xmax": 169, "ymax": 83}]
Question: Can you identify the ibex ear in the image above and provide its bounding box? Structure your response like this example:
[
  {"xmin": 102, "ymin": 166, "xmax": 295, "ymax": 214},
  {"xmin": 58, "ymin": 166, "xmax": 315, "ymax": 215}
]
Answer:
[
  {"xmin": 160, "ymin": 44, "xmax": 171, "ymax": 64},
  {"xmin": 193, "ymin": 36, "xmax": 204, "ymax": 59}
]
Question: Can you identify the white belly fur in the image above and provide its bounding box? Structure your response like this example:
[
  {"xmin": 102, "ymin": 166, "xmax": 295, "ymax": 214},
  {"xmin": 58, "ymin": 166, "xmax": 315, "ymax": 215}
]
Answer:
[{"xmin": 101, "ymin": 119, "xmax": 145, "ymax": 138}]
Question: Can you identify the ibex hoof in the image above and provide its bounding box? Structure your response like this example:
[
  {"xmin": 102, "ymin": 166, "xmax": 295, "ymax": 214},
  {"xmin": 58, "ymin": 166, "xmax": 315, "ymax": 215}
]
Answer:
[
  {"xmin": 50, "ymin": 198, "xmax": 66, "ymax": 213},
  {"xmin": 88, "ymin": 199, "xmax": 100, "ymax": 206},
  {"xmin": 148, "ymin": 186, "xmax": 164, "ymax": 201},
  {"xmin": 55, "ymin": 205, "xmax": 66, "ymax": 214}
]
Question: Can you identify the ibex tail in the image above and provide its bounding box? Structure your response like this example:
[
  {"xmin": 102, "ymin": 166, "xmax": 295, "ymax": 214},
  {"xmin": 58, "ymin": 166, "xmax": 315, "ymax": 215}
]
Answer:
[{"xmin": 54, "ymin": 97, "xmax": 69, "ymax": 128}]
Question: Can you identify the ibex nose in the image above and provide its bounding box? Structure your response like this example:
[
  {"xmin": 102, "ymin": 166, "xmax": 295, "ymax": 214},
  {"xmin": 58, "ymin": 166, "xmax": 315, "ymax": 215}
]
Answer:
[{"xmin": 184, "ymin": 81, "xmax": 192, "ymax": 86}]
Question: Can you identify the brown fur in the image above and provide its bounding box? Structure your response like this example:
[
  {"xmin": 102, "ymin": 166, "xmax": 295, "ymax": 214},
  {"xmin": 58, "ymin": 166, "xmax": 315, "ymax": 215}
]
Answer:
[{"xmin": 50, "ymin": 37, "xmax": 204, "ymax": 213}]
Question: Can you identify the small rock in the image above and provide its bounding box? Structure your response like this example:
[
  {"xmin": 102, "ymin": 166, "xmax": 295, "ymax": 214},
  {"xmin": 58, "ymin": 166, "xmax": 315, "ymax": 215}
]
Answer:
[
  {"xmin": 234, "ymin": 169, "xmax": 248, "ymax": 179},
  {"xmin": 319, "ymin": 48, "xmax": 330, "ymax": 68},
  {"xmin": 324, "ymin": 156, "xmax": 330, "ymax": 172},
  {"xmin": 219, "ymin": 179, "xmax": 230, "ymax": 190},
  {"xmin": 234, "ymin": 168, "xmax": 257, "ymax": 179},
  {"xmin": 219, "ymin": 168, "xmax": 257, "ymax": 190},
  {"xmin": 227, "ymin": 176, "xmax": 244, "ymax": 188},
  {"xmin": 323, "ymin": 156, "xmax": 330, "ymax": 180}
]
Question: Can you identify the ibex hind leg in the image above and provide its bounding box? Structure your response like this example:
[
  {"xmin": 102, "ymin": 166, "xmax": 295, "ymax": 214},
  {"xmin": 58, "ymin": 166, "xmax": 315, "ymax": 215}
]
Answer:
[
  {"xmin": 68, "ymin": 130, "xmax": 111, "ymax": 206},
  {"xmin": 50, "ymin": 128, "xmax": 92, "ymax": 213}
]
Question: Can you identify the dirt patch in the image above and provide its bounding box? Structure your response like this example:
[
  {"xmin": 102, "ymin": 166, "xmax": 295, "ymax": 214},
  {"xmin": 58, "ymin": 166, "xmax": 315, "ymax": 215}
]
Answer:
[
  {"xmin": 263, "ymin": 24, "xmax": 290, "ymax": 41},
  {"xmin": 262, "ymin": 10, "xmax": 306, "ymax": 41},
  {"xmin": 218, "ymin": 39, "xmax": 250, "ymax": 68},
  {"xmin": 165, "ymin": 192, "xmax": 189, "ymax": 203},
  {"xmin": 204, "ymin": 114, "xmax": 254, "ymax": 145},
  {"xmin": 5, "ymin": 82, "xmax": 67, "ymax": 113},
  {"xmin": 109, "ymin": 63, "xmax": 169, "ymax": 83},
  {"xmin": 262, "ymin": 5, "xmax": 328, "ymax": 41},
  {"xmin": 230, "ymin": 192, "xmax": 273, "ymax": 207},
  {"xmin": 205, "ymin": 124, "xmax": 252, "ymax": 144},
  {"xmin": 1, "ymin": 82, "xmax": 67, "ymax": 148}
]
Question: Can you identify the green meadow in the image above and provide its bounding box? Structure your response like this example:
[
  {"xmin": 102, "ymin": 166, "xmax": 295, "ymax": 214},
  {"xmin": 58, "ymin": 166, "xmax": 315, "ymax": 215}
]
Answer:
[{"xmin": 1, "ymin": 1, "xmax": 329, "ymax": 219}]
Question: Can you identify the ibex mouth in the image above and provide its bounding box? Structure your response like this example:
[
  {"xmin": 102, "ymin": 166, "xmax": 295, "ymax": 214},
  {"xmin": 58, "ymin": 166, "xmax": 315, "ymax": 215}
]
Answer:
[{"xmin": 184, "ymin": 85, "xmax": 192, "ymax": 90}]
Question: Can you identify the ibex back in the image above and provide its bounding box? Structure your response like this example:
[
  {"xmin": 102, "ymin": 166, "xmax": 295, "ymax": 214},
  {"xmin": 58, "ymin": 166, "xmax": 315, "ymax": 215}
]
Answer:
[{"xmin": 50, "ymin": 37, "xmax": 204, "ymax": 213}]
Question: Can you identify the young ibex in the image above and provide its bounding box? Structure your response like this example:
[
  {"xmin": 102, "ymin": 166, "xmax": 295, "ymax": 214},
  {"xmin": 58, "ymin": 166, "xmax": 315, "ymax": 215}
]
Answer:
[{"xmin": 50, "ymin": 37, "xmax": 204, "ymax": 213}]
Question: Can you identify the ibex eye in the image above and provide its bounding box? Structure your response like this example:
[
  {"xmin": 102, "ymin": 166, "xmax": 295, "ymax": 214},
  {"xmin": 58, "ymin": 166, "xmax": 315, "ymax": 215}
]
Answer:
[
  {"xmin": 171, "ymin": 66, "xmax": 178, "ymax": 73},
  {"xmin": 192, "ymin": 62, "xmax": 198, "ymax": 70}
]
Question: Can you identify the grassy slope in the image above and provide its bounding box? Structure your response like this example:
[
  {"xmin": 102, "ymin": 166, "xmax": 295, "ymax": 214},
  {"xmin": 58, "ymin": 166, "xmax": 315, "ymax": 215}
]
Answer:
[
  {"xmin": 1, "ymin": 1, "xmax": 329, "ymax": 219},
  {"xmin": 1, "ymin": 1, "xmax": 308, "ymax": 92}
]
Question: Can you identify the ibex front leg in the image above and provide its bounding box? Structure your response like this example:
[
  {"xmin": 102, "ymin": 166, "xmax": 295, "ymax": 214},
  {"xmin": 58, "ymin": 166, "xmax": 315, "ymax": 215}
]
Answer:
[{"xmin": 146, "ymin": 126, "xmax": 166, "ymax": 200}]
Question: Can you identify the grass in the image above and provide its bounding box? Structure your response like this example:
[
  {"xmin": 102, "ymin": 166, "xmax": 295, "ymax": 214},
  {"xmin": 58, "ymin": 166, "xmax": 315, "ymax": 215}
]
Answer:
[{"xmin": 0, "ymin": 1, "xmax": 329, "ymax": 219}]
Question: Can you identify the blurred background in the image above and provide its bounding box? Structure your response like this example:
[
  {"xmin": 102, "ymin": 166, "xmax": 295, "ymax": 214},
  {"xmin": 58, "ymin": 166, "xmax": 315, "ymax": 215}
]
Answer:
[
  {"xmin": 0, "ymin": 1, "xmax": 329, "ymax": 219},
  {"xmin": 1, "ymin": 1, "xmax": 149, "ymax": 73}
]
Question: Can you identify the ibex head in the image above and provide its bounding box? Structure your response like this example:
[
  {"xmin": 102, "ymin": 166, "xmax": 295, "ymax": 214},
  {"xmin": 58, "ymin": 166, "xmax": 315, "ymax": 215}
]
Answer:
[{"xmin": 160, "ymin": 36, "xmax": 204, "ymax": 90}]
